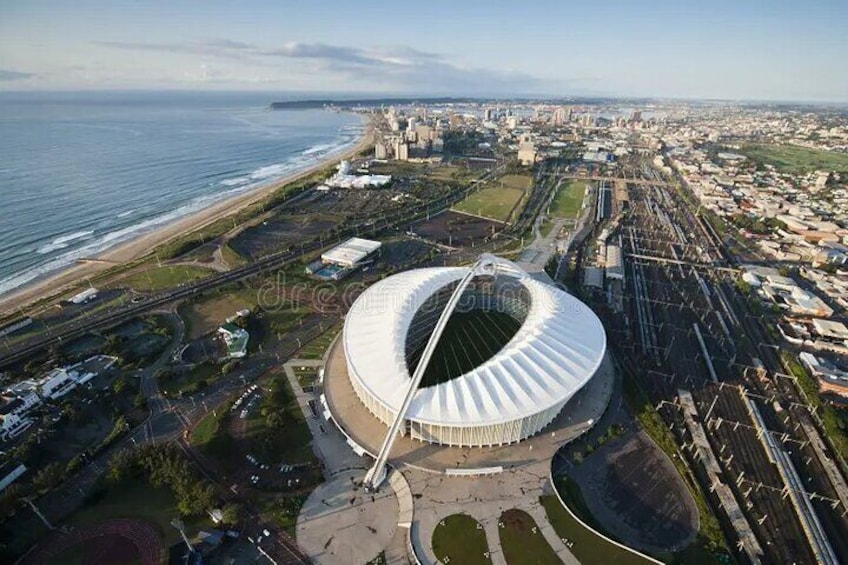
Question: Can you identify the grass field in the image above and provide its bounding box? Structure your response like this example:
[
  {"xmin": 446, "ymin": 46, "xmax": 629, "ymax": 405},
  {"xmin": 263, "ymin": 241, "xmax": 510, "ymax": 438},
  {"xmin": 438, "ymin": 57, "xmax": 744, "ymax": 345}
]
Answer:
[
  {"xmin": 180, "ymin": 290, "xmax": 257, "ymax": 339},
  {"xmin": 191, "ymin": 407, "xmax": 229, "ymax": 447},
  {"xmin": 220, "ymin": 242, "xmax": 246, "ymax": 267},
  {"xmin": 453, "ymin": 174, "xmax": 532, "ymax": 222},
  {"xmin": 409, "ymin": 310, "xmax": 521, "ymax": 388},
  {"xmin": 431, "ymin": 514, "xmax": 492, "ymax": 565},
  {"xmin": 118, "ymin": 265, "xmax": 212, "ymax": 292},
  {"xmin": 740, "ymin": 144, "xmax": 848, "ymax": 174},
  {"xmin": 540, "ymin": 496, "xmax": 653, "ymax": 565},
  {"xmin": 498, "ymin": 509, "xmax": 561, "ymax": 565},
  {"xmin": 550, "ymin": 179, "xmax": 588, "ymax": 218},
  {"xmin": 159, "ymin": 362, "xmax": 220, "ymax": 397}
]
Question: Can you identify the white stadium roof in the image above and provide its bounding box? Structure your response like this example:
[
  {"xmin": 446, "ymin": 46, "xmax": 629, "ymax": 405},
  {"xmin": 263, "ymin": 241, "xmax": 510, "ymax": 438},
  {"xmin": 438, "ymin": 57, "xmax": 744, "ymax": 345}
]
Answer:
[{"xmin": 343, "ymin": 266, "xmax": 606, "ymax": 427}]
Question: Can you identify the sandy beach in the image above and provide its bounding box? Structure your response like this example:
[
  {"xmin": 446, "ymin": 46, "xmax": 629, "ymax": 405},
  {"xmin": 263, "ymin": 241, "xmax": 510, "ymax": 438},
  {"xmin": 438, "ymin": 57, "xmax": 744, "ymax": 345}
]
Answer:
[{"xmin": 0, "ymin": 119, "xmax": 374, "ymax": 316}]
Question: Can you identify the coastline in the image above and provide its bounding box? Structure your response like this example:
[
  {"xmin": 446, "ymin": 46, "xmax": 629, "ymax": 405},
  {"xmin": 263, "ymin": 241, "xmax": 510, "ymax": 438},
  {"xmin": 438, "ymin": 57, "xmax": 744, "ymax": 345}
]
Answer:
[{"xmin": 0, "ymin": 117, "xmax": 374, "ymax": 316}]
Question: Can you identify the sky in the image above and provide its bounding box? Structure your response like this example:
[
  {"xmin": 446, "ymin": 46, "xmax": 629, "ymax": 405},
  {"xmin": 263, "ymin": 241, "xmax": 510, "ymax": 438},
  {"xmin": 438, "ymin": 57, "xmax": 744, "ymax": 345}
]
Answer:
[{"xmin": 1, "ymin": 0, "xmax": 847, "ymax": 102}]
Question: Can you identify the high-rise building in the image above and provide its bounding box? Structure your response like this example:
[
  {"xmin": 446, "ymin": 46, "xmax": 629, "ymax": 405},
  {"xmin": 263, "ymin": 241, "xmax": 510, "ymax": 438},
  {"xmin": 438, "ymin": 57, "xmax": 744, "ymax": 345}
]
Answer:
[
  {"xmin": 374, "ymin": 142, "xmax": 387, "ymax": 160},
  {"xmin": 552, "ymin": 107, "xmax": 569, "ymax": 126},
  {"xmin": 393, "ymin": 138, "xmax": 409, "ymax": 161}
]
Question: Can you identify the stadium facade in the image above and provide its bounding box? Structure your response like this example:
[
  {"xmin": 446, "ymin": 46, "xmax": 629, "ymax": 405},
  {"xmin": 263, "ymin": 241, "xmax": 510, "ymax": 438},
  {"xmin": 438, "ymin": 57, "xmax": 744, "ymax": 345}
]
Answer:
[{"xmin": 343, "ymin": 257, "xmax": 607, "ymax": 448}]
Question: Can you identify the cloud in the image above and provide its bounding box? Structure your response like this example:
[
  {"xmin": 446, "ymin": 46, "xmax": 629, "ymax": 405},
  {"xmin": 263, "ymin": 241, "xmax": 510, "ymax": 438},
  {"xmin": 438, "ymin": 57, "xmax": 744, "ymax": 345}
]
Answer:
[
  {"xmin": 261, "ymin": 41, "xmax": 540, "ymax": 93},
  {"xmin": 94, "ymin": 38, "xmax": 545, "ymax": 94},
  {"xmin": 0, "ymin": 69, "xmax": 36, "ymax": 81}
]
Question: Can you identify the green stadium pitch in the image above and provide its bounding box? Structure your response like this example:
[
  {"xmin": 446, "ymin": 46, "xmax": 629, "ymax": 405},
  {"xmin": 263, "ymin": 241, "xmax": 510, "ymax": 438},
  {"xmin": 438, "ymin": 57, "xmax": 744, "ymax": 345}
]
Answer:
[{"xmin": 409, "ymin": 309, "xmax": 522, "ymax": 389}]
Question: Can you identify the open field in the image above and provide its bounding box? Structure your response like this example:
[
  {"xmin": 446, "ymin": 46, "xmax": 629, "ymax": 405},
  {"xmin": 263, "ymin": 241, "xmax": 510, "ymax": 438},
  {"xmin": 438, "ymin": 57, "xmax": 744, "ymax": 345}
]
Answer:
[
  {"xmin": 229, "ymin": 213, "xmax": 340, "ymax": 261},
  {"xmin": 540, "ymin": 495, "xmax": 654, "ymax": 565},
  {"xmin": 431, "ymin": 513, "xmax": 491, "ymax": 565},
  {"xmin": 180, "ymin": 290, "xmax": 256, "ymax": 340},
  {"xmin": 740, "ymin": 144, "xmax": 848, "ymax": 174},
  {"xmin": 453, "ymin": 174, "xmax": 532, "ymax": 223},
  {"xmin": 498, "ymin": 509, "xmax": 561, "ymax": 565},
  {"xmin": 116, "ymin": 265, "xmax": 213, "ymax": 292},
  {"xmin": 550, "ymin": 179, "xmax": 588, "ymax": 218},
  {"xmin": 411, "ymin": 210, "xmax": 502, "ymax": 247}
]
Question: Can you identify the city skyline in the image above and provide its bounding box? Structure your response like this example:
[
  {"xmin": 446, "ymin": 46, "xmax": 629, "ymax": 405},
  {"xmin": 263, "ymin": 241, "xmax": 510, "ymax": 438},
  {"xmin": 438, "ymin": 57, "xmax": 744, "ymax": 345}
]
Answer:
[{"xmin": 1, "ymin": 0, "xmax": 848, "ymax": 102}]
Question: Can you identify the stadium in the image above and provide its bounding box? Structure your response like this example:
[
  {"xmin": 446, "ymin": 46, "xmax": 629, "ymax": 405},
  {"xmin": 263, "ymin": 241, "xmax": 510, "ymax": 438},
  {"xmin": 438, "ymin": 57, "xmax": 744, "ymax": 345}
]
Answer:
[{"xmin": 341, "ymin": 255, "xmax": 607, "ymax": 449}]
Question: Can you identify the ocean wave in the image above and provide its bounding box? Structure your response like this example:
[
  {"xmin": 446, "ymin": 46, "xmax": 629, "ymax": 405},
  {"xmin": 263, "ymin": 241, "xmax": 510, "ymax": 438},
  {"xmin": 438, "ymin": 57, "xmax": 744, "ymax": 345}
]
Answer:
[
  {"xmin": 302, "ymin": 143, "xmax": 335, "ymax": 156},
  {"xmin": 0, "ymin": 114, "xmax": 367, "ymax": 298},
  {"xmin": 36, "ymin": 230, "xmax": 94, "ymax": 254}
]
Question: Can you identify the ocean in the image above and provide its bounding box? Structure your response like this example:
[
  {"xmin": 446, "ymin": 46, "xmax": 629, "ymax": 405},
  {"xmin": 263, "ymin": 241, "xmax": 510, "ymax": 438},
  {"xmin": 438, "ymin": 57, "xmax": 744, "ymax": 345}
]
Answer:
[{"xmin": 0, "ymin": 91, "xmax": 364, "ymax": 298}]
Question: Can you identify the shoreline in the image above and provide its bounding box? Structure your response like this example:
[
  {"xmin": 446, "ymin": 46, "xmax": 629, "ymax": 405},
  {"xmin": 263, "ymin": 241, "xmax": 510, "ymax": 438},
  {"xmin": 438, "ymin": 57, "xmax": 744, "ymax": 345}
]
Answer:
[{"xmin": 0, "ymin": 117, "xmax": 374, "ymax": 316}]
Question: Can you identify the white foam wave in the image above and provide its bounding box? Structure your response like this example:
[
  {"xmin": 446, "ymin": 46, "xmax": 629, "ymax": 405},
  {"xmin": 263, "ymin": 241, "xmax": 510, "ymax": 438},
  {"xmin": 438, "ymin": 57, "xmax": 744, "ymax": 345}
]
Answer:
[
  {"xmin": 302, "ymin": 143, "xmax": 334, "ymax": 156},
  {"xmin": 36, "ymin": 230, "xmax": 94, "ymax": 254},
  {"xmin": 117, "ymin": 209, "xmax": 135, "ymax": 218}
]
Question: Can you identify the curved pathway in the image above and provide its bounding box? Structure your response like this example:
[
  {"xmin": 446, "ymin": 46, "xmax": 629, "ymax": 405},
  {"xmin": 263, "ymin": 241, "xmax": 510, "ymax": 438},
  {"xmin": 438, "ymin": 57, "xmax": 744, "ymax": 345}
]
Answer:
[{"xmin": 407, "ymin": 466, "xmax": 580, "ymax": 565}]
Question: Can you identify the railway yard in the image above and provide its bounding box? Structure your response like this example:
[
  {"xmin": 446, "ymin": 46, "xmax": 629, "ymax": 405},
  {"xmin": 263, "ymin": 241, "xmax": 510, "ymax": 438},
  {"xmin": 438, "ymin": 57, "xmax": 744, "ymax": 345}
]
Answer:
[{"xmin": 581, "ymin": 158, "xmax": 848, "ymax": 564}]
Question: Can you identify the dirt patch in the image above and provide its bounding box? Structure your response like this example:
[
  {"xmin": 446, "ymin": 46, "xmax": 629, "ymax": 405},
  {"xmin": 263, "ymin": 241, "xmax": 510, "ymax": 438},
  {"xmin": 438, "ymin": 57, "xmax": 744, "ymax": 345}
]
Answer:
[
  {"xmin": 229, "ymin": 214, "xmax": 339, "ymax": 260},
  {"xmin": 411, "ymin": 210, "xmax": 504, "ymax": 247}
]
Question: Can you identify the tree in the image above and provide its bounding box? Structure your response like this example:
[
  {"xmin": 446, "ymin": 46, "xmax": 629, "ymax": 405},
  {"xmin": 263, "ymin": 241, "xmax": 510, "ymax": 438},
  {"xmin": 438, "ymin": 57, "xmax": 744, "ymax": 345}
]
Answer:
[
  {"xmin": 112, "ymin": 377, "xmax": 128, "ymax": 395},
  {"xmin": 177, "ymin": 482, "xmax": 216, "ymax": 517},
  {"xmin": 220, "ymin": 502, "xmax": 242, "ymax": 525},
  {"xmin": 33, "ymin": 462, "xmax": 64, "ymax": 493}
]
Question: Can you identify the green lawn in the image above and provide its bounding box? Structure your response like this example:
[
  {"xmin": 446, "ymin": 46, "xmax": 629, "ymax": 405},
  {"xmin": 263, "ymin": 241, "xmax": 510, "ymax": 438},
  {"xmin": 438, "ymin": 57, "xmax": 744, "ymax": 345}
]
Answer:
[
  {"xmin": 160, "ymin": 363, "xmax": 220, "ymax": 397},
  {"xmin": 431, "ymin": 513, "xmax": 492, "ymax": 565},
  {"xmin": 296, "ymin": 323, "xmax": 342, "ymax": 359},
  {"xmin": 118, "ymin": 265, "xmax": 213, "ymax": 292},
  {"xmin": 550, "ymin": 179, "xmax": 588, "ymax": 218},
  {"xmin": 220, "ymin": 242, "xmax": 246, "ymax": 267},
  {"xmin": 453, "ymin": 174, "xmax": 532, "ymax": 223},
  {"xmin": 740, "ymin": 144, "xmax": 848, "ymax": 174},
  {"xmin": 498, "ymin": 509, "xmax": 561, "ymax": 565},
  {"xmin": 191, "ymin": 404, "xmax": 230, "ymax": 447},
  {"xmin": 540, "ymin": 496, "xmax": 653, "ymax": 565}
]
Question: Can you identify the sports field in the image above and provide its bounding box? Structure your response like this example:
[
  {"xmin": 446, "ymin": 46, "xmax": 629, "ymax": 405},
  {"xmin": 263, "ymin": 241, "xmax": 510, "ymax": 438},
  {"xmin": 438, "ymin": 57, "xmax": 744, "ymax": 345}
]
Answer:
[
  {"xmin": 410, "ymin": 309, "xmax": 522, "ymax": 388},
  {"xmin": 453, "ymin": 174, "xmax": 532, "ymax": 223},
  {"xmin": 740, "ymin": 144, "xmax": 848, "ymax": 174},
  {"xmin": 550, "ymin": 179, "xmax": 588, "ymax": 218}
]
